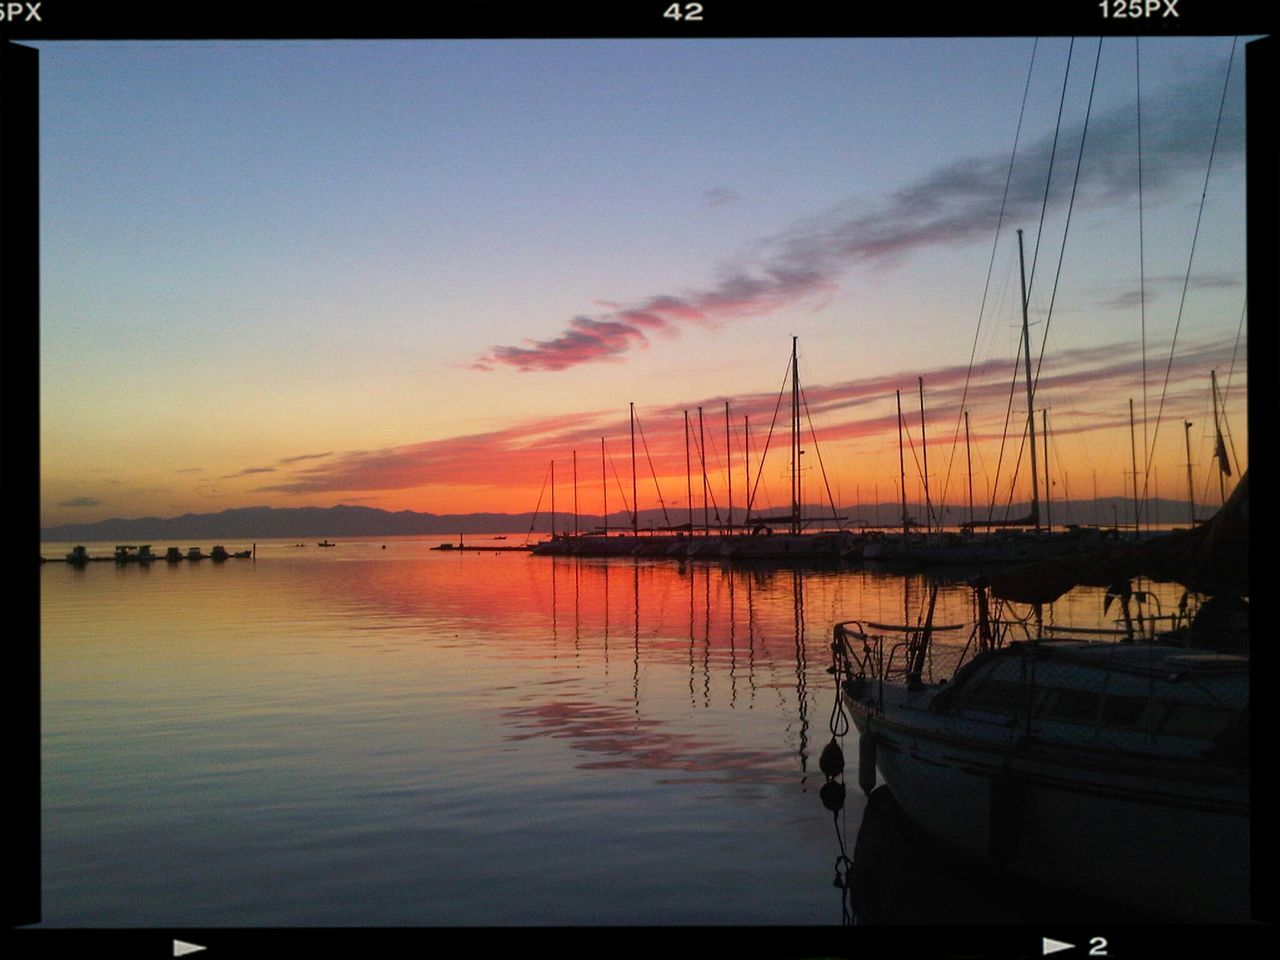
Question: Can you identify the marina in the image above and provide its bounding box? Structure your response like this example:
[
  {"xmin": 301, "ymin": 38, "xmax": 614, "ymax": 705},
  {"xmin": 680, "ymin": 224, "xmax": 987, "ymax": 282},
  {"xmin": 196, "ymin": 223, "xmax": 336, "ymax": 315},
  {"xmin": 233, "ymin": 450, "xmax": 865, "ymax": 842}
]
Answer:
[{"xmin": 23, "ymin": 26, "xmax": 1262, "ymax": 938}]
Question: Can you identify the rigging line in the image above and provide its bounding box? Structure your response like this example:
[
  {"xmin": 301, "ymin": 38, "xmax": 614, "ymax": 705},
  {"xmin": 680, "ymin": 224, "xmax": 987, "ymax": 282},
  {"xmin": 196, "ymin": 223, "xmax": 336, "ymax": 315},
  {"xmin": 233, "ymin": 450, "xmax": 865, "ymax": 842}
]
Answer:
[
  {"xmin": 608, "ymin": 450, "xmax": 632, "ymax": 518},
  {"xmin": 1221, "ymin": 295, "xmax": 1246, "ymax": 475},
  {"xmin": 1139, "ymin": 36, "xmax": 1238, "ymax": 507},
  {"xmin": 799, "ymin": 381, "xmax": 843, "ymax": 528},
  {"xmin": 1137, "ymin": 37, "xmax": 1150, "ymax": 504},
  {"xmin": 983, "ymin": 343, "xmax": 1027, "ymax": 523},
  {"xmin": 634, "ymin": 414, "xmax": 671, "ymax": 527},
  {"xmin": 1026, "ymin": 37, "xmax": 1077, "ymax": 305},
  {"xmin": 749, "ymin": 359, "xmax": 793, "ymax": 519},
  {"xmin": 688, "ymin": 422, "xmax": 724, "ymax": 521},
  {"xmin": 1031, "ymin": 38, "xmax": 1104, "ymax": 400},
  {"xmin": 940, "ymin": 37, "xmax": 1040, "ymax": 514},
  {"xmin": 900, "ymin": 418, "xmax": 931, "ymax": 521},
  {"xmin": 526, "ymin": 461, "xmax": 551, "ymax": 541}
]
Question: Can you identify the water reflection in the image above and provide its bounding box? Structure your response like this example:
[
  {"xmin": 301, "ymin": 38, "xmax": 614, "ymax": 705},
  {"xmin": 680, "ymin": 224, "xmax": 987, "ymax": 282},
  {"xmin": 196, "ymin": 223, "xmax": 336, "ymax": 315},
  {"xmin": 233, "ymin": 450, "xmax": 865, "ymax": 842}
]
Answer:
[{"xmin": 40, "ymin": 542, "xmax": 1197, "ymax": 925}]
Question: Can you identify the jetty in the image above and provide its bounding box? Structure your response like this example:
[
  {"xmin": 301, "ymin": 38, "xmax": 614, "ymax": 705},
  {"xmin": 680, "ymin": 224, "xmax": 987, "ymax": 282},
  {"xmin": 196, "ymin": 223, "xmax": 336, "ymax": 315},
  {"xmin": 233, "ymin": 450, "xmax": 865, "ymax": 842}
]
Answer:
[{"xmin": 44, "ymin": 544, "xmax": 255, "ymax": 564}]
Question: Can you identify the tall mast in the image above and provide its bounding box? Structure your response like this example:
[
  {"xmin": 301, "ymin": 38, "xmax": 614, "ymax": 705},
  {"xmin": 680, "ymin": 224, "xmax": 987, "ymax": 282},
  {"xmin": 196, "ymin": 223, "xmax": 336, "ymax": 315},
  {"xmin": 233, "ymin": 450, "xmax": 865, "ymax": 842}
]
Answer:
[
  {"xmin": 743, "ymin": 415, "xmax": 751, "ymax": 524},
  {"xmin": 699, "ymin": 406, "xmax": 709, "ymax": 534},
  {"xmin": 1017, "ymin": 229, "xmax": 1041, "ymax": 531},
  {"xmin": 551, "ymin": 459, "xmax": 556, "ymax": 538},
  {"xmin": 725, "ymin": 401, "xmax": 733, "ymax": 533},
  {"xmin": 896, "ymin": 389, "xmax": 908, "ymax": 539},
  {"xmin": 918, "ymin": 376, "xmax": 931, "ymax": 534},
  {"xmin": 1129, "ymin": 399, "xmax": 1140, "ymax": 538},
  {"xmin": 601, "ymin": 437, "xmax": 608, "ymax": 536},
  {"xmin": 1041, "ymin": 409, "xmax": 1051, "ymax": 532},
  {"xmin": 572, "ymin": 450, "xmax": 579, "ymax": 537},
  {"xmin": 1183, "ymin": 419, "xmax": 1195, "ymax": 526},
  {"xmin": 964, "ymin": 409, "xmax": 974, "ymax": 527},
  {"xmin": 630, "ymin": 402, "xmax": 638, "ymax": 536},
  {"xmin": 684, "ymin": 410, "xmax": 693, "ymax": 531},
  {"xmin": 791, "ymin": 336, "xmax": 800, "ymax": 535}
]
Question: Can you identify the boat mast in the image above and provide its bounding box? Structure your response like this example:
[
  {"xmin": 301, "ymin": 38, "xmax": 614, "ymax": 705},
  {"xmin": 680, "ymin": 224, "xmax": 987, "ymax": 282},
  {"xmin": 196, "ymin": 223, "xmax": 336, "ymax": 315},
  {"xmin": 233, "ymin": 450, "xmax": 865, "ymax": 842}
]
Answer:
[
  {"xmin": 551, "ymin": 459, "xmax": 556, "ymax": 538},
  {"xmin": 964, "ymin": 409, "xmax": 974, "ymax": 527},
  {"xmin": 1129, "ymin": 399, "xmax": 1141, "ymax": 538},
  {"xmin": 684, "ymin": 410, "xmax": 693, "ymax": 532},
  {"xmin": 896, "ymin": 389, "xmax": 908, "ymax": 539},
  {"xmin": 1017, "ymin": 229, "xmax": 1041, "ymax": 532},
  {"xmin": 1183, "ymin": 419, "xmax": 1195, "ymax": 526},
  {"xmin": 601, "ymin": 437, "xmax": 608, "ymax": 536},
  {"xmin": 743, "ymin": 415, "xmax": 751, "ymax": 525},
  {"xmin": 630, "ymin": 402, "xmax": 638, "ymax": 536},
  {"xmin": 1041, "ymin": 408, "xmax": 1051, "ymax": 532},
  {"xmin": 791, "ymin": 336, "xmax": 800, "ymax": 535},
  {"xmin": 699, "ymin": 406, "xmax": 709, "ymax": 534},
  {"xmin": 573, "ymin": 450, "xmax": 579, "ymax": 537},
  {"xmin": 725, "ymin": 401, "xmax": 733, "ymax": 533},
  {"xmin": 918, "ymin": 376, "xmax": 931, "ymax": 534}
]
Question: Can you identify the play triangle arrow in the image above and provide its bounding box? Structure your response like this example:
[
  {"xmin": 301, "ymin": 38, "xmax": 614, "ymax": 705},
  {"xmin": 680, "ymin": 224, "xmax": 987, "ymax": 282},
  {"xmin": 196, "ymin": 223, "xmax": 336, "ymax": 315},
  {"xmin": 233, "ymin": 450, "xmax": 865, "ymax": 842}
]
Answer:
[
  {"xmin": 174, "ymin": 941, "xmax": 207, "ymax": 957},
  {"xmin": 1042, "ymin": 938, "xmax": 1075, "ymax": 956}
]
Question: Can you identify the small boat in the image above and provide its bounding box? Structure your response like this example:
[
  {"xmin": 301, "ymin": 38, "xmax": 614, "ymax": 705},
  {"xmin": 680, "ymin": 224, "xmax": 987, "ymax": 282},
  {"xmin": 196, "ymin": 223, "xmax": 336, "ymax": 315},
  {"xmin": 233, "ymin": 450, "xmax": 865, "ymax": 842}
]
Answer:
[
  {"xmin": 318, "ymin": 540, "xmax": 336, "ymax": 547},
  {"xmin": 211, "ymin": 545, "xmax": 229, "ymax": 561},
  {"xmin": 65, "ymin": 545, "xmax": 90, "ymax": 566},
  {"xmin": 165, "ymin": 547, "xmax": 183, "ymax": 563},
  {"xmin": 187, "ymin": 547, "xmax": 206, "ymax": 561}
]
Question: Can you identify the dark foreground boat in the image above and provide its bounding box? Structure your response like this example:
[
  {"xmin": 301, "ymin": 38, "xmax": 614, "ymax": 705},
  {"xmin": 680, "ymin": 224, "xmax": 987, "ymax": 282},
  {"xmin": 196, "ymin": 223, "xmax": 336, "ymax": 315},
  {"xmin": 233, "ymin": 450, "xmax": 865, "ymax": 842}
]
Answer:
[{"xmin": 833, "ymin": 472, "xmax": 1250, "ymax": 922}]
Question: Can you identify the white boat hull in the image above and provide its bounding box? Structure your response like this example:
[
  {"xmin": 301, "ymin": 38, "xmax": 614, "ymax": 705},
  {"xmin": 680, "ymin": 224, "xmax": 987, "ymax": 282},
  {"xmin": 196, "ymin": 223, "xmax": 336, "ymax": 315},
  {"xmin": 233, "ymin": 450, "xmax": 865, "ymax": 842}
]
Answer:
[{"xmin": 851, "ymin": 694, "xmax": 1249, "ymax": 921}]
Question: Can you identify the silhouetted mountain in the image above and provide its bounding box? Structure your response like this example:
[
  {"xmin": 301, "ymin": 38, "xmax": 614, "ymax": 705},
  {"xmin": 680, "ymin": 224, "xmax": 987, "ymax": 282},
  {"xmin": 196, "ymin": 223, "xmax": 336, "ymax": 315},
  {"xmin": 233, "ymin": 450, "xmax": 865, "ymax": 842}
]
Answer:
[{"xmin": 41, "ymin": 497, "xmax": 1203, "ymax": 542}]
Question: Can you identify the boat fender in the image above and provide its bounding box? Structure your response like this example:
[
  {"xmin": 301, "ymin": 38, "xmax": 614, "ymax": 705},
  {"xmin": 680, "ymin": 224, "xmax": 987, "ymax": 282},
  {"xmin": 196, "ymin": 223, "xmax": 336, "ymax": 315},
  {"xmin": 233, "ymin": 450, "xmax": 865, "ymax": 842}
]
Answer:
[
  {"xmin": 819, "ymin": 779, "xmax": 845, "ymax": 813},
  {"xmin": 857, "ymin": 733, "xmax": 877, "ymax": 796},
  {"xmin": 819, "ymin": 738, "xmax": 845, "ymax": 779}
]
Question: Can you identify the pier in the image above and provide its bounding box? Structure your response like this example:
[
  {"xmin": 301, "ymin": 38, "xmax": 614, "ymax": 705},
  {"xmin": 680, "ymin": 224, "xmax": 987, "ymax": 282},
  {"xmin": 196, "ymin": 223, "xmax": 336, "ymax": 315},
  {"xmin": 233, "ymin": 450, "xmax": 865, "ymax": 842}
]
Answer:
[{"xmin": 44, "ymin": 544, "xmax": 255, "ymax": 565}]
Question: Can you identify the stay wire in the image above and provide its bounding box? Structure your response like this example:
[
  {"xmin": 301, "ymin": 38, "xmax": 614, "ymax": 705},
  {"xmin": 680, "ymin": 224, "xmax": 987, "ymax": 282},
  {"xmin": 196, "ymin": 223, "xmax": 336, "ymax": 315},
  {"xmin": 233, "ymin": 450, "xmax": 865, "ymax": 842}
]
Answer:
[{"xmin": 1139, "ymin": 37, "xmax": 1238, "ymax": 507}]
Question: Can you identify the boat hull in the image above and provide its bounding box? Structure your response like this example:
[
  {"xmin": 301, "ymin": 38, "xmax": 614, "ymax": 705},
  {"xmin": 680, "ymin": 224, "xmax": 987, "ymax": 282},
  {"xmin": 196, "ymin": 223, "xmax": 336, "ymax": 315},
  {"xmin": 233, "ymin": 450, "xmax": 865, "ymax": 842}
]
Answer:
[{"xmin": 850, "ymin": 697, "xmax": 1249, "ymax": 921}]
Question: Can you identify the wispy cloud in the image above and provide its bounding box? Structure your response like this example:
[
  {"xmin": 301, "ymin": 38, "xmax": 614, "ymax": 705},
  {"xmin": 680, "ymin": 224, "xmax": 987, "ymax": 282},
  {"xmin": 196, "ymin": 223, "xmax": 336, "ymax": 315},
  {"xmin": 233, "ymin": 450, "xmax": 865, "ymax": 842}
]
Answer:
[
  {"xmin": 703, "ymin": 187, "xmax": 739, "ymax": 208},
  {"xmin": 1095, "ymin": 271, "xmax": 1243, "ymax": 311},
  {"xmin": 258, "ymin": 335, "xmax": 1242, "ymax": 500},
  {"xmin": 222, "ymin": 466, "xmax": 277, "ymax": 479},
  {"xmin": 57, "ymin": 496, "xmax": 103, "ymax": 508},
  {"xmin": 474, "ymin": 56, "xmax": 1242, "ymax": 374},
  {"xmin": 277, "ymin": 451, "xmax": 334, "ymax": 465}
]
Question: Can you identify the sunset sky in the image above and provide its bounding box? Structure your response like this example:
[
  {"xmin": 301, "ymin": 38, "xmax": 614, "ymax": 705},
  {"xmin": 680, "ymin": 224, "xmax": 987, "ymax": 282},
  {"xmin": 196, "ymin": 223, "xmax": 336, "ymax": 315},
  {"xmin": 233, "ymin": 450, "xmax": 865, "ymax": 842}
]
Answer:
[{"xmin": 35, "ymin": 36, "xmax": 1250, "ymax": 529}]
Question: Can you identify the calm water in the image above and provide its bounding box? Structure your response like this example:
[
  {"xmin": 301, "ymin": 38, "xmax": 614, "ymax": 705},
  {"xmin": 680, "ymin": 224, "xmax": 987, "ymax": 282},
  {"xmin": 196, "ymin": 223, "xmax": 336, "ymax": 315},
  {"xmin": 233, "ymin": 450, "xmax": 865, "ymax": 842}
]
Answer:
[{"xmin": 37, "ymin": 537, "xmax": 1182, "ymax": 927}]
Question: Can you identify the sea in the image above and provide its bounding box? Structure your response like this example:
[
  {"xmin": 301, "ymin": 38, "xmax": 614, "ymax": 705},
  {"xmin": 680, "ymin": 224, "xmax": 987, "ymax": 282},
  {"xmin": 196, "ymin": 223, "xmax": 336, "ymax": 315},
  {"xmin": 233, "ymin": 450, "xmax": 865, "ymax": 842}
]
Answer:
[{"xmin": 34, "ymin": 536, "xmax": 1188, "ymax": 928}]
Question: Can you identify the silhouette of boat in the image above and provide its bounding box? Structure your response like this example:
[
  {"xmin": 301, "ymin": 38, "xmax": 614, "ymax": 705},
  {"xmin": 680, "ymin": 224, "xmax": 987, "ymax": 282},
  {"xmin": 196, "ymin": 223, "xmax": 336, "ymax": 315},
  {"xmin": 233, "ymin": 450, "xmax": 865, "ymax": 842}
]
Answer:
[{"xmin": 834, "ymin": 476, "xmax": 1250, "ymax": 921}]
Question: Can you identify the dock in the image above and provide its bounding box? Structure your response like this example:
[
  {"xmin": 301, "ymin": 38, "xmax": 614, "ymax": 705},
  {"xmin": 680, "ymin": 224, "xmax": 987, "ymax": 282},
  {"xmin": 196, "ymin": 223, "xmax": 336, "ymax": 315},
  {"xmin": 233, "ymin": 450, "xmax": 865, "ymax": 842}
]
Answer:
[
  {"xmin": 44, "ymin": 544, "xmax": 255, "ymax": 565},
  {"xmin": 430, "ymin": 542, "xmax": 532, "ymax": 552}
]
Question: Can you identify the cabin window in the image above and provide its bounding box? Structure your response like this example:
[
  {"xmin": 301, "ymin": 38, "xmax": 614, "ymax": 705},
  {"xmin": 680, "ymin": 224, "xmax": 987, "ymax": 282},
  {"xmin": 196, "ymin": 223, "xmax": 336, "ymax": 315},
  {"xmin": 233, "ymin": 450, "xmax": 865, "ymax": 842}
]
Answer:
[
  {"xmin": 1157, "ymin": 703, "xmax": 1238, "ymax": 738},
  {"xmin": 1099, "ymin": 694, "xmax": 1149, "ymax": 728},
  {"xmin": 956, "ymin": 679, "xmax": 1028, "ymax": 716},
  {"xmin": 1042, "ymin": 689, "xmax": 1100, "ymax": 723}
]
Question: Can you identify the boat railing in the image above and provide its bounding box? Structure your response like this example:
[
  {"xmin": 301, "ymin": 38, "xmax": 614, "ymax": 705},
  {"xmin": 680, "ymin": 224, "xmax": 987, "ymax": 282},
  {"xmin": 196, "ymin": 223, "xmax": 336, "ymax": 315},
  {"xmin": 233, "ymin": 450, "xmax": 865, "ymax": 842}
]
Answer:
[{"xmin": 833, "ymin": 619, "xmax": 965, "ymax": 713}]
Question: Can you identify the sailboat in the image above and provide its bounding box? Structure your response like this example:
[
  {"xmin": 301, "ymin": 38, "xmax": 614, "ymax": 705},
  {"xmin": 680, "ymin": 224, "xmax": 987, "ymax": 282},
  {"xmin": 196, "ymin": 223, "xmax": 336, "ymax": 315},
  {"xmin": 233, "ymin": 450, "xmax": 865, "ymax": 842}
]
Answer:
[
  {"xmin": 719, "ymin": 337, "xmax": 860, "ymax": 562},
  {"xmin": 834, "ymin": 473, "xmax": 1249, "ymax": 920},
  {"xmin": 866, "ymin": 230, "xmax": 1112, "ymax": 568}
]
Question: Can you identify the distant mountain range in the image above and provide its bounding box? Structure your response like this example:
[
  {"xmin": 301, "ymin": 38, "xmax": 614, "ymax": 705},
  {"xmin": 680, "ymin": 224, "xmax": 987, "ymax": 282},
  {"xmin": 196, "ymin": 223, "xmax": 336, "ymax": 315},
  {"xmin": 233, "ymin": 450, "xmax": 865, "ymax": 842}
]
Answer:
[{"xmin": 40, "ymin": 498, "xmax": 1204, "ymax": 542}]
